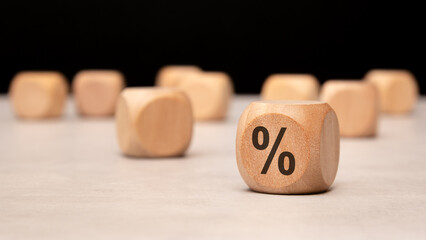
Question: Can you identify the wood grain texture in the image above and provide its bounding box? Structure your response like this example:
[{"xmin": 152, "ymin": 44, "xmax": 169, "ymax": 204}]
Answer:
[
  {"xmin": 73, "ymin": 70, "xmax": 125, "ymax": 117},
  {"xmin": 115, "ymin": 87, "xmax": 193, "ymax": 157},
  {"xmin": 320, "ymin": 80, "xmax": 379, "ymax": 137},
  {"xmin": 365, "ymin": 69, "xmax": 418, "ymax": 114},
  {"xmin": 9, "ymin": 71, "xmax": 68, "ymax": 119},
  {"xmin": 261, "ymin": 74, "xmax": 319, "ymax": 100},
  {"xmin": 155, "ymin": 65, "xmax": 201, "ymax": 87},
  {"xmin": 236, "ymin": 100, "xmax": 340, "ymax": 194},
  {"xmin": 0, "ymin": 95, "xmax": 426, "ymax": 239}
]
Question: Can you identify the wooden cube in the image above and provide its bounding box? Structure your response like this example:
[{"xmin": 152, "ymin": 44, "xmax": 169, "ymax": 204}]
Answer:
[
  {"xmin": 9, "ymin": 71, "xmax": 68, "ymax": 119},
  {"xmin": 177, "ymin": 71, "xmax": 233, "ymax": 121},
  {"xmin": 261, "ymin": 74, "xmax": 319, "ymax": 100},
  {"xmin": 365, "ymin": 69, "xmax": 418, "ymax": 114},
  {"xmin": 115, "ymin": 87, "xmax": 193, "ymax": 157},
  {"xmin": 73, "ymin": 70, "xmax": 125, "ymax": 116},
  {"xmin": 236, "ymin": 101, "xmax": 340, "ymax": 194},
  {"xmin": 320, "ymin": 80, "xmax": 379, "ymax": 137},
  {"xmin": 156, "ymin": 65, "xmax": 201, "ymax": 87}
]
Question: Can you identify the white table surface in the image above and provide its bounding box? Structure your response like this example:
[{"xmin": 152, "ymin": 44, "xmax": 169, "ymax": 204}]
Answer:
[{"xmin": 0, "ymin": 95, "xmax": 425, "ymax": 239}]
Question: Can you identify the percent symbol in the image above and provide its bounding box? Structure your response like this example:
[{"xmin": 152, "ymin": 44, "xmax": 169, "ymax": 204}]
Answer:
[{"xmin": 252, "ymin": 126, "xmax": 295, "ymax": 175}]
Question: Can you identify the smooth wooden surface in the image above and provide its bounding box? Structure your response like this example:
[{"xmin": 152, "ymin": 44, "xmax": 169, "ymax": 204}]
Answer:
[
  {"xmin": 365, "ymin": 69, "xmax": 418, "ymax": 114},
  {"xmin": 156, "ymin": 69, "xmax": 233, "ymax": 121},
  {"xmin": 9, "ymin": 71, "xmax": 68, "ymax": 119},
  {"xmin": 73, "ymin": 70, "xmax": 125, "ymax": 116},
  {"xmin": 178, "ymin": 71, "xmax": 233, "ymax": 121},
  {"xmin": 155, "ymin": 65, "xmax": 201, "ymax": 87},
  {"xmin": 236, "ymin": 101, "xmax": 339, "ymax": 194},
  {"xmin": 115, "ymin": 88, "xmax": 193, "ymax": 157},
  {"xmin": 0, "ymin": 95, "xmax": 426, "ymax": 239},
  {"xmin": 320, "ymin": 80, "xmax": 378, "ymax": 137},
  {"xmin": 261, "ymin": 74, "xmax": 319, "ymax": 100}
]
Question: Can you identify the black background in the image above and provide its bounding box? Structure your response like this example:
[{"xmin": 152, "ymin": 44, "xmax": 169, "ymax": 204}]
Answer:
[{"xmin": 0, "ymin": 0, "xmax": 424, "ymax": 94}]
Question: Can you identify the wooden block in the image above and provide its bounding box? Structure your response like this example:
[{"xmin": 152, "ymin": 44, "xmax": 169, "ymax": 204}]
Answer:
[
  {"xmin": 156, "ymin": 65, "xmax": 201, "ymax": 87},
  {"xmin": 320, "ymin": 80, "xmax": 379, "ymax": 137},
  {"xmin": 261, "ymin": 74, "xmax": 319, "ymax": 100},
  {"xmin": 177, "ymin": 71, "xmax": 233, "ymax": 121},
  {"xmin": 9, "ymin": 71, "xmax": 68, "ymax": 119},
  {"xmin": 73, "ymin": 70, "xmax": 125, "ymax": 116},
  {"xmin": 365, "ymin": 69, "xmax": 418, "ymax": 114},
  {"xmin": 236, "ymin": 101, "xmax": 340, "ymax": 194},
  {"xmin": 115, "ymin": 87, "xmax": 193, "ymax": 157}
]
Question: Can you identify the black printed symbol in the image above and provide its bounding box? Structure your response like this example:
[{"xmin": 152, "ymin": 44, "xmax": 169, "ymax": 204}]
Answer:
[{"xmin": 252, "ymin": 126, "xmax": 295, "ymax": 175}]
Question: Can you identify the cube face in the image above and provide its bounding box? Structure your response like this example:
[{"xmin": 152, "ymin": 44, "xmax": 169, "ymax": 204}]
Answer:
[
  {"xmin": 178, "ymin": 72, "xmax": 233, "ymax": 121},
  {"xmin": 365, "ymin": 70, "xmax": 418, "ymax": 114},
  {"xmin": 239, "ymin": 113, "xmax": 311, "ymax": 190},
  {"xmin": 236, "ymin": 101, "xmax": 340, "ymax": 194},
  {"xmin": 156, "ymin": 65, "xmax": 201, "ymax": 87},
  {"xmin": 320, "ymin": 80, "xmax": 378, "ymax": 137},
  {"xmin": 73, "ymin": 70, "xmax": 125, "ymax": 116},
  {"xmin": 9, "ymin": 71, "xmax": 68, "ymax": 119},
  {"xmin": 115, "ymin": 88, "xmax": 193, "ymax": 158},
  {"xmin": 136, "ymin": 94, "xmax": 193, "ymax": 156},
  {"xmin": 261, "ymin": 74, "xmax": 319, "ymax": 100}
]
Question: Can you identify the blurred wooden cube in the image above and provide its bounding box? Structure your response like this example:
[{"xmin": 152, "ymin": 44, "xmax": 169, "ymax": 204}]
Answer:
[
  {"xmin": 9, "ymin": 71, "xmax": 68, "ymax": 119},
  {"xmin": 73, "ymin": 70, "xmax": 125, "ymax": 117},
  {"xmin": 320, "ymin": 80, "xmax": 378, "ymax": 137},
  {"xmin": 115, "ymin": 87, "xmax": 193, "ymax": 157},
  {"xmin": 178, "ymin": 71, "xmax": 233, "ymax": 121},
  {"xmin": 365, "ymin": 69, "xmax": 418, "ymax": 114},
  {"xmin": 156, "ymin": 65, "xmax": 201, "ymax": 87},
  {"xmin": 261, "ymin": 74, "xmax": 319, "ymax": 100}
]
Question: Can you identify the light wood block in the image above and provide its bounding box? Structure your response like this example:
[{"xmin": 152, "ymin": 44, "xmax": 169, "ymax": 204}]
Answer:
[
  {"xmin": 9, "ymin": 71, "xmax": 68, "ymax": 119},
  {"xmin": 320, "ymin": 80, "xmax": 379, "ymax": 137},
  {"xmin": 177, "ymin": 71, "xmax": 233, "ymax": 121},
  {"xmin": 73, "ymin": 70, "xmax": 125, "ymax": 117},
  {"xmin": 156, "ymin": 65, "xmax": 201, "ymax": 87},
  {"xmin": 261, "ymin": 74, "xmax": 319, "ymax": 100},
  {"xmin": 115, "ymin": 87, "xmax": 193, "ymax": 157},
  {"xmin": 236, "ymin": 101, "xmax": 340, "ymax": 194},
  {"xmin": 365, "ymin": 69, "xmax": 418, "ymax": 114}
]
